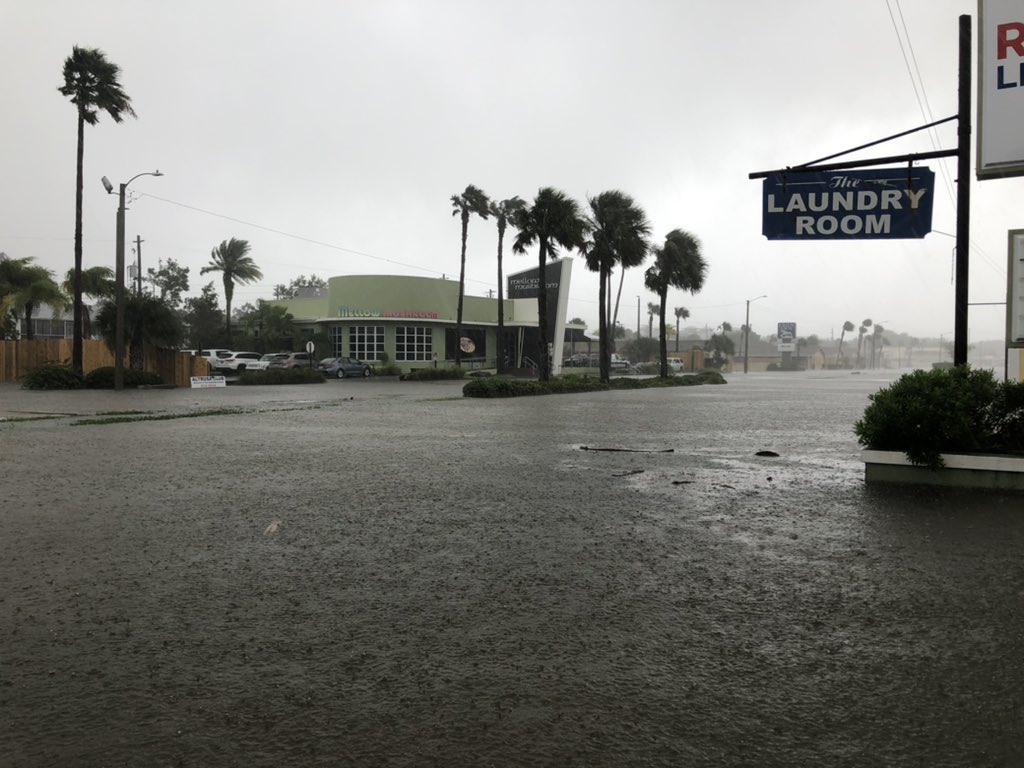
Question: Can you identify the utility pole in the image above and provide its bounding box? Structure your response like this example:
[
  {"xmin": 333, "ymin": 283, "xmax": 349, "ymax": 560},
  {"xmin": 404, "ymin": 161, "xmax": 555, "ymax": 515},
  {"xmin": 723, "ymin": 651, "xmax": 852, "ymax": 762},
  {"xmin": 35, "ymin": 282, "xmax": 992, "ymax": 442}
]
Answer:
[{"xmin": 135, "ymin": 235, "xmax": 144, "ymax": 297}]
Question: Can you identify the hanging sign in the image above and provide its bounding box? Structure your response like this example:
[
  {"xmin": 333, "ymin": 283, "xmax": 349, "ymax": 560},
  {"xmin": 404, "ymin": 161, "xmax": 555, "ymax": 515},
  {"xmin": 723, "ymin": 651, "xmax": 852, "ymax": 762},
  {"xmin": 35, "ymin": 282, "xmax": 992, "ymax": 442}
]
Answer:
[{"xmin": 761, "ymin": 168, "xmax": 934, "ymax": 240}]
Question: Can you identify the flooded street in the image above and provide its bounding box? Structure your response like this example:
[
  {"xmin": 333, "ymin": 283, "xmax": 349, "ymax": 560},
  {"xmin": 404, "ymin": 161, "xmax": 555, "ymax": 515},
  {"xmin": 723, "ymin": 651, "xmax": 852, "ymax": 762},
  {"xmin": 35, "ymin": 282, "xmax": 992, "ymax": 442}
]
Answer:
[{"xmin": 2, "ymin": 372, "xmax": 1022, "ymax": 766}]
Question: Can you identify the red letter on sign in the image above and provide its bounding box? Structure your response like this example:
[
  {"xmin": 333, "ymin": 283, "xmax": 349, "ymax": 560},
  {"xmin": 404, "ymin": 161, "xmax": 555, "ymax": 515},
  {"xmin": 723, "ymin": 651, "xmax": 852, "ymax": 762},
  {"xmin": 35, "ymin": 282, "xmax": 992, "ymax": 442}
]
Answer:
[{"xmin": 998, "ymin": 22, "xmax": 1024, "ymax": 59}]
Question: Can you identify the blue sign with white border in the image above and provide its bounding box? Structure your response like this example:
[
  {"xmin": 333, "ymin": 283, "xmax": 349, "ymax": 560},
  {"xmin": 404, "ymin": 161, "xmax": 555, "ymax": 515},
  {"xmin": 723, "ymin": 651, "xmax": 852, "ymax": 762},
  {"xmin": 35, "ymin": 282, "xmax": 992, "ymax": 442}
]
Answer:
[{"xmin": 762, "ymin": 168, "xmax": 934, "ymax": 240}]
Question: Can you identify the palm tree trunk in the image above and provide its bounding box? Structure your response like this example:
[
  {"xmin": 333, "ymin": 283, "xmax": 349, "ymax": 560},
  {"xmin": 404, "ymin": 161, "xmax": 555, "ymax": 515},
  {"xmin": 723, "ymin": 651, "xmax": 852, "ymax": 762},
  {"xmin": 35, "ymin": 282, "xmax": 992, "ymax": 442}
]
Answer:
[
  {"xmin": 675, "ymin": 317, "xmax": 680, "ymax": 353},
  {"xmin": 24, "ymin": 304, "xmax": 35, "ymax": 340},
  {"xmin": 835, "ymin": 329, "xmax": 846, "ymax": 367},
  {"xmin": 598, "ymin": 265, "xmax": 609, "ymax": 382},
  {"xmin": 224, "ymin": 277, "xmax": 233, "ymax": 340},
  {"xmin": 455, "ymin": 211, "xmax": 468, "ymax": 367},
  {"xmin": 659, "ymin": 292, "xmax": 668, "ymax": 377},
  {"xmin": 72, "ymin": 112, "xmax": 85, "ymax": 373}
]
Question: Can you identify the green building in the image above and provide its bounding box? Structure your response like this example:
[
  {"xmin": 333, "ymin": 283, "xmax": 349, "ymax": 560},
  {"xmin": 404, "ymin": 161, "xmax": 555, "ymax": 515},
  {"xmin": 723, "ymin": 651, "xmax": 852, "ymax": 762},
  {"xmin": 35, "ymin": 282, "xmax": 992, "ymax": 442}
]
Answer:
[{"xmin": 271, "ymin": 259, "xmax": 576, "ymax": 373}]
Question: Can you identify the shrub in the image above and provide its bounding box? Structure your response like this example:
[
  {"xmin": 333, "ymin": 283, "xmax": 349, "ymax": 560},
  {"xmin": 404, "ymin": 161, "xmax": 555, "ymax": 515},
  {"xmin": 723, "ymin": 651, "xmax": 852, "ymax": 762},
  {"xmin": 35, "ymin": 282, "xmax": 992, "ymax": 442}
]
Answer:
[
  {"xmin": 403, "ymin": 366, "xmax": 466, "ymax": 381},
  {"xmin": 372, "ymin": 363, "xmax": 403, "ymax": 376},
  {"xmin": 854, "ymin": 366, "xmax": 1024, "ymax": 468},
  {"xmin": 21, "ymin": 362, "xmax": 84, "ymax": 390},
  {"xmin": 84, "ymin": 367, "xmax": 165, "ymax": 389},
  {"xmin": 237, "ymin": 367, "xmax": 325, "ymax": 385},
  {"xmin": 463, "ymin": 371, "xmax": 725, "ymax": 398}
]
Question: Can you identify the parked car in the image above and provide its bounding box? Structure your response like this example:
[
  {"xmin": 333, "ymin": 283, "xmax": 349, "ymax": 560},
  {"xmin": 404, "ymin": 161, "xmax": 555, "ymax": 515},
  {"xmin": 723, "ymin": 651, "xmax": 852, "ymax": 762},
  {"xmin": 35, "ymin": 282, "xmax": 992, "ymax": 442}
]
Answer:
[
  {"xmin": 318, "ymin": 357, "xmax": 372, "ymax": 378},
  {"xmin": 183, "ymin": 349, "xmax": 233, "ymax": 371},
  {"xmin": 665, "ymin": 357, "xmax": 685, "ymax": 373},
  {"xmin": 260, "ymin": 353, "xmax": 289, "ymax": 366},
  {"xmin": 267, "ymin": 352, "xmax": 315, "ymax": 369},
  {"xmin": 210, "ymin": 351, "xmax": 267, "ymax": 374}
]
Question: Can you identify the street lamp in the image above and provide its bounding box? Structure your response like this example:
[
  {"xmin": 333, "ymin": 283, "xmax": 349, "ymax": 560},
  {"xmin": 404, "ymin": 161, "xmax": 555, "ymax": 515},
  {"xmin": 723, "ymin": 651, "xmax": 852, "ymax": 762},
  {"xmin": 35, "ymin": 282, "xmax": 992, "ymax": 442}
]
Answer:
[
  {"xmin": 743, "ymin": 294, "xmax": 767, "ymax": 374},
  {"xmin": 102, "ymin": 170, "xmax": 163, "ymax": 391}
]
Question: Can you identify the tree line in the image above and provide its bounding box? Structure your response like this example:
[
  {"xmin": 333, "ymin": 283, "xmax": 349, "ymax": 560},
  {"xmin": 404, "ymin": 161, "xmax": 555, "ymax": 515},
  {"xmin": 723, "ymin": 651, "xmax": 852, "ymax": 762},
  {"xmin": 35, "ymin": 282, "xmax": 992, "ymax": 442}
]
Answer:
[{"xmin": 452, "ymin": 184, "xmax": 708, "ymax": 382}]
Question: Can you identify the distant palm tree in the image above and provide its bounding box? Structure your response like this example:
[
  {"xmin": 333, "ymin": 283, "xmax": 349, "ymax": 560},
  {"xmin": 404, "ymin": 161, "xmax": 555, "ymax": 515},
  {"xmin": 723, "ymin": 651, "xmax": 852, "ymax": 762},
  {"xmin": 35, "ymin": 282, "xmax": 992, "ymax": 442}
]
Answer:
[
  {"xmin": 59, "ymin": 46, "xmax": 136, "ymax": 373},
  {"xmin": 95, "ymin": 294, "xmax": 183, "ymax": 370},
  {"xmin": 451, "ymin": 185, "xmax": 490, "ymax": 366},
  {"xmin": 63, "ymin": 266, "xmax": 114, "ymax": 339},
  {"xmin": 836, "ymin": 320, "xmax": 855, "ymax": 367},
  {"xmin": 201, "ymin": 238, "xmax": 262, "ymax": 339},
  {"xmin": 647, "ymin": 301, "xmax": 659, "ymax": 338},
  {"xmin": 489, "ymin": 196, "xmax": 525, "ymax": 373},
  {"xmin": 855, "ymin": 318, "xmax": 872, "ymax": 368},
  {"xmin": 645, "ymin": 230, "xmax": 707, "ymax": 378},
  {"xmin": 513, "ymin": 188, "xmax": 589, "ymax": 382},
  {"xmin": 674, "ymin": 306, "xmax": 690, "ymax": 352},
  {"xmin": 584, "ymin": 191, "xmax": 650, "ymax": 381}
]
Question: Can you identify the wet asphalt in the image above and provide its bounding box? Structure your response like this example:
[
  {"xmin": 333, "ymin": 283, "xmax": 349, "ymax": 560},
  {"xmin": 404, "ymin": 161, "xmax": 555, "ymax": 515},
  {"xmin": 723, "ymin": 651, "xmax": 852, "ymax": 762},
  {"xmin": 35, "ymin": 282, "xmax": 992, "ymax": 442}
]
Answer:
[{"xmin": 1, "ymin": 372, "xmax": 1022, "ymax": 767}]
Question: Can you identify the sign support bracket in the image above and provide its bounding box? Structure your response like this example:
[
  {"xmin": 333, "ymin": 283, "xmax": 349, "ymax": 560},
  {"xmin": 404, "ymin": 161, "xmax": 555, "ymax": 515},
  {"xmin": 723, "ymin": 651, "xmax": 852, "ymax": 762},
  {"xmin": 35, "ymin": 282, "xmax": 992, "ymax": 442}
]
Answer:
[{"xmin": 748, "ymin": 15, "xmax": 972, "ymax": 366}]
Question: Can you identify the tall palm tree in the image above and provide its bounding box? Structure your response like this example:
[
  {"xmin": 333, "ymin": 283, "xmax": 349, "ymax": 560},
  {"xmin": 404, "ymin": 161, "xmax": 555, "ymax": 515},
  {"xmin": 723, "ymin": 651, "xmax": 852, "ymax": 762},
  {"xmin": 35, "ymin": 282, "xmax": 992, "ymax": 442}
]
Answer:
[
  {"xmin": 490, "ymin": 196, "xmax": 525, "ymax": 374},
  {"xmin": 95, "ymin": 294, "xmax": 184, "ymax": 370},
  {"xmin": 835, "ymin": 320, "xmax": 855, "ymax": 367},
  {"xmin": 674, "ymin": 307, "xmax": 690, "ymax": 352},
  {"xmin": 645, "ymin": 230, "xmax": 707, "ymax": 378},
  {"xmin": 63, "ymin": 266, "xmax": 114, "ymax": 340},
  {"xmin": 584, "ymin": 191, "xmax": 650, "ymax": 382},
  {"xmin": 201, "ymin": 238, "xmax": 262, "ymax": 339},
  {"xmin": 451, "ymin": 185, "xmax": 490, "ymax": 366},
  {"xmin": 513, "ymin": 188, "xmax": 589, "ymax": 382},
  {"xmin": 59, "ymin": 46, "xmax": 136, "ymax": 373}
]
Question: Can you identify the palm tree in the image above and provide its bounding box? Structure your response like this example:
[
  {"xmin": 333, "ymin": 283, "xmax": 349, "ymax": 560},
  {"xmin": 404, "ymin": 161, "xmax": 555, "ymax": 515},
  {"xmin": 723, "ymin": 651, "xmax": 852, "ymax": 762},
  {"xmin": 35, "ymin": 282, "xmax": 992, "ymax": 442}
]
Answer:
[
  {"xmin": 489, "ymin": 196, "xmax": 525, "ymax": 374},
  {"xmin": 871, "ymin": 324, "xmax": 885, "ymax": 369},
  {"xmin": 855, "ymin": 318, "xmax": 872, "ymax": 368},
  {"xmin": 63, "ymin": 266, "xmax": 114, "ymax": 340},
  {"xmin": 513, "ymin": 188, "xmax": 589, "ymax": 382},
  {"xmin": 674, "ymin": 307, "xmax": 690, "ymax": 352},
  {"xmin": 647, "ymin": 301, "xmax": 659, "ymax": 339},
  {"xmin": 1, "ymin": 258, "xmax": 65, "ymax": 340},
  {"xmin": 59, "ymin": 46, "xmax": 136, "ymax": 373},
  {"xmin": 584, "ymin": 191, "xmax": 650, "ymax": 382},
  {"xmin": 95, "ymin": 294, "xmax": 183, "ymax": 370},
  {"xmin": 645, "ymin": 230, "xmax": 707, "ymax": 378},
  {"xmin": 835, "ymin": 320, "xmax": 855, "ymax": 367},
  {"xmin": 201, "ymin": 238, "xmax": 262, "ymax": 339},
  {"xmin": 451, "ymin": 185, "xmax": 490, "ymax": 366}
]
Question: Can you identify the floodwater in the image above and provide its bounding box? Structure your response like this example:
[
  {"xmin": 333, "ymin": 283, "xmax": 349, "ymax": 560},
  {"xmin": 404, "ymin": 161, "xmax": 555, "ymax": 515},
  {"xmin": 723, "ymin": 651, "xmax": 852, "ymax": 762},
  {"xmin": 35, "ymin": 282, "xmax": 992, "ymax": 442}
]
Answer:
[{"xmin": 2, "ymin": 372, "xmax": 1022, "ymax": 767}]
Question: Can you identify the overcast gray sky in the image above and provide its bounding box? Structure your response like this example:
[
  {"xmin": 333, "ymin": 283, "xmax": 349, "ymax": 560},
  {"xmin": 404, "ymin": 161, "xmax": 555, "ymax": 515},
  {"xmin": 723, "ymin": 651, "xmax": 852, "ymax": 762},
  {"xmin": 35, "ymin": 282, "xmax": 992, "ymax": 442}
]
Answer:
[{"xmin": 2, "ymin": 0, "xmax": 1018, "ymax": 344}]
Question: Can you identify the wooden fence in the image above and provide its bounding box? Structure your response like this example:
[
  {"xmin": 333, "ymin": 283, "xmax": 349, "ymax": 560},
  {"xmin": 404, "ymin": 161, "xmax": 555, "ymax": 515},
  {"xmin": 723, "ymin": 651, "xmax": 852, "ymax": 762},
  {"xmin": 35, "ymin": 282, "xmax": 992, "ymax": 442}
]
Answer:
[{"xmin": 0, "ymin": 340, "xmax": 209, "ymax": 388}]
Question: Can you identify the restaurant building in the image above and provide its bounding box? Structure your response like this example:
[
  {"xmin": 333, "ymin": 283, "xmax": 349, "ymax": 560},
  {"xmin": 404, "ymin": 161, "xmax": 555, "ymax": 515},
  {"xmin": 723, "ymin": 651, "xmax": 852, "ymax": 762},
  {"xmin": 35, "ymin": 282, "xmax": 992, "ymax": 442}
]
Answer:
[{"xmin": 271, "ymin": 259, "xmax": 576, "ymax": 373}]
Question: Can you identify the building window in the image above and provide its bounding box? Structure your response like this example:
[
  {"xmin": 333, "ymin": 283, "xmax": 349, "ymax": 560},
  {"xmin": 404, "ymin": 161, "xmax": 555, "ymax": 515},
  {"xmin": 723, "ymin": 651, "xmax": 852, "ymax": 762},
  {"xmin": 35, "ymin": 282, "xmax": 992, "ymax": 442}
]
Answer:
[
  {"xmin": 395, "ymin": 326, "xmax": 432, "ymax": 361},
  {"xmin": 330, "ymin": 326, "xmax": 344, "ymax": 357},
  {"xmin": 349, "ymin": 325, "xmax": 385, "ymax": 361}
]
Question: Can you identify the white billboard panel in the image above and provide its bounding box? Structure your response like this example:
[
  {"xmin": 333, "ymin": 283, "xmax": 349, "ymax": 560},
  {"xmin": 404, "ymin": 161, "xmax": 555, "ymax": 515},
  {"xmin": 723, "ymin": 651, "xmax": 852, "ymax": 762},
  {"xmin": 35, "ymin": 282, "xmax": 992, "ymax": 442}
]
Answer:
[
  {"xmin": 1009, "ymin": 230, "xmax": 1024, "ymax": 344},
  {"xmin": 978, "ymin": 0, "xmax": 1024, "ymax": 179}
]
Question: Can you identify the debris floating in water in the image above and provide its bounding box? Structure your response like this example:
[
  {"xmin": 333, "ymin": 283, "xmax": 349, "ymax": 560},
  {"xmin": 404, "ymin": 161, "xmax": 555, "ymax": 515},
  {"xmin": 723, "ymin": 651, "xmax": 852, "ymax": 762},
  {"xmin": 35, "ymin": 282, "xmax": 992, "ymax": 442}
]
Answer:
[
  {"xmin": 580, "ymin": 446, "xmax": 674, "ymax": 453},
  {"xmin": 264, "ymin": 520, "xmax": 282, "ymax": 535}
]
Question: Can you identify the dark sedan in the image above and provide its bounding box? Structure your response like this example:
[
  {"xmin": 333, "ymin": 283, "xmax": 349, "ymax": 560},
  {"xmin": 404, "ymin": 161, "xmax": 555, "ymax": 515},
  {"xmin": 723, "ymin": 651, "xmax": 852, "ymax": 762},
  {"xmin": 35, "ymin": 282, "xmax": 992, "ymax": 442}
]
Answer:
[{"xmin": 318, "ymin": 357, "xmax": 372, "ymax": 378}]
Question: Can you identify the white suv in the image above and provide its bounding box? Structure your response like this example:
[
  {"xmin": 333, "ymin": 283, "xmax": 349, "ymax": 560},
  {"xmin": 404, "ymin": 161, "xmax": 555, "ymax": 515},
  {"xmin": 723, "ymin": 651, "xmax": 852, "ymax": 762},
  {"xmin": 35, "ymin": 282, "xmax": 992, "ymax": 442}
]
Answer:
[
  {"xmin": 210, "ymin": 351, "xmax": 267, "ymax": 373},
  {"xmin": 183, "ymin": 349, "xmax": 233, "ymax": 371}
]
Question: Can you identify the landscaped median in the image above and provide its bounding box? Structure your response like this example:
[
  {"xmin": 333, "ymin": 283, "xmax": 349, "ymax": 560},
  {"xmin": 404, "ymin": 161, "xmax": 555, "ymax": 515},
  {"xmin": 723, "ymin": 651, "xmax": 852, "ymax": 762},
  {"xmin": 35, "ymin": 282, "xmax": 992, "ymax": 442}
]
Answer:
[
  {"xmin": 855, "ymin": 366, "xmax": 1024, "ymax": 489},
  {"xmin": 462, "ymin": 370, "xmax": 726, "ymax": 398}
]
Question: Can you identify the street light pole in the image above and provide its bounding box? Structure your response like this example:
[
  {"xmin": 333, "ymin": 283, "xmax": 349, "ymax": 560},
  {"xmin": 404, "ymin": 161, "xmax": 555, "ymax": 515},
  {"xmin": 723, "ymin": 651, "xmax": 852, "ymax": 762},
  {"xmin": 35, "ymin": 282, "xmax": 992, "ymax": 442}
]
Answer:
[
  {"xmin": 743, "ymin": 294, "xmax": 767, "ymax": 374},
  {"xmin": 105, "ymin": 170, "xmax": 162, "ymax": 391}
]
